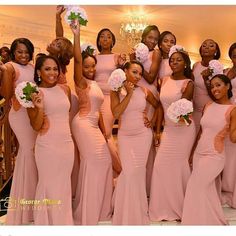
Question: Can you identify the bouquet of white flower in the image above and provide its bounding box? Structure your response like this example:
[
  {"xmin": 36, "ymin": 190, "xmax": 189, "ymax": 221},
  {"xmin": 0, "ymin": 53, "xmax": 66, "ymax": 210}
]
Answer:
[
  {"xmin": 166, "ymin": 98, "xmax": 193, "ymax": 126},
  {"xmin": 15, "ymin": 81, "xmax": 39, "ymax": 108},
  {"xmin": 108, "ymin": 69, "xmax": 126, "ymax": 91},
  {"xmin": 208, "ymin": 60, "xmax": 224, "ymax": 79},
  {"xmin": 81, "ymin": 43, "xmax": 97, "ymax": 56},
  {"xmin": 134, "ymin": 43, "xmax": 149, "ymax": 64},
  {"xmin": 64, "ymin": 6, "xmax": 88, "ymax": 26},
  {"xmin": 168, "ymin": 45, "xmax": 185, "ymax": 58}
]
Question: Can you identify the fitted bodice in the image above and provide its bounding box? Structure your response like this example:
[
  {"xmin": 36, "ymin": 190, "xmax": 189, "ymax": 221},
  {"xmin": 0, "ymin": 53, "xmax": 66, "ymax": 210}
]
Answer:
[{"xmin": 158, "ymin": 58, "xmax": 172, "ymax": 80}]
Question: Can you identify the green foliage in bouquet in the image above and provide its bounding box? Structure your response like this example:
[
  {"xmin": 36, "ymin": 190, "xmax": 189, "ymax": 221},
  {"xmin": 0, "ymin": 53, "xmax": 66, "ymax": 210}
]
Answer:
[
  {"xmin": 21, "ymin": 82, "xmax": 39, "ymax": 101},
  {"xmin": 68, "ymin": 12, "xmax": 88, "ymax": 26}
]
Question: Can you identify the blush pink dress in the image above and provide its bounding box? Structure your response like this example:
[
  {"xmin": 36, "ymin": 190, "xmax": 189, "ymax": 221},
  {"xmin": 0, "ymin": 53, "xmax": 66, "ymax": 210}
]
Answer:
[
  {"xmin": 95, "ymin": 54, "xmax": 120, "ymax": 175},
  {"xmin": 158, "ymin": 58, "xmax": 172, "ymax": 81},
  {"xmin": 149, "ymin": 76, "xmax": 196, "ymax": 222},
  {"xmin": 182, "ymin": 102, "xmax": 236, "ymax": 225},
  {"xmin": 137, "ymin": 50, "xmax": 159, "ymax": 197},
  {"xmin": 221, "ymin": 69, "xmax": 236, "ymax": 208},
  {"xmin": 192, "ymin": 61, "xmax": 212, "ymax": 133},
  {"xmin": 33, "ymin": 85, "xmax": 74, "ymax": 225},
  {"xmin": 6, "ymin": 62, "xmax": 38, "ymax": 225},
  {"xmin": 112, "ymin": 87, "xmax": 152, "ymax": 225},
  {"xmin": 72, "ymin": 79, "xmax": 113, "ymax": 225}
]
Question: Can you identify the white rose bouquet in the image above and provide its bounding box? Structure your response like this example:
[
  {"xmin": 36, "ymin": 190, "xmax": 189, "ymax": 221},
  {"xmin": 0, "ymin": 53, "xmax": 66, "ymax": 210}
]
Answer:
[
  {"xmin": 64, "ymin": 6, "xmax": 88, "ymax": 26},
  {"xmin": 208, "ymin": 60, "xmax": 224, "ymax": 79},
  {"xmin": 108, "ymin": 69, "xmax": 126, "ymax": 92},
  {"xmin": 167, "ymin": 98, "xmax": 193, "ymax": 126},
  {"xmin": 81, "ymin": 43, "xmax": 97, "ymax": 56},
  {"xmin": 168, "ymin": 45, "xmax": 185, "ymax": 58},
  {"xmin": 15, "ymin": 81, "xmax": 39, "ymax": 108},
  {"xmin": 134, "ymin": 43, "xmax": 149, "ymax": 64}
]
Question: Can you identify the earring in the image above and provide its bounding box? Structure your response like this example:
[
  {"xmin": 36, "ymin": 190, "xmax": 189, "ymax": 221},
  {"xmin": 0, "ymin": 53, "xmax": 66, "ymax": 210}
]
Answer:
[
  {"xmin": 214, "ymin": 52, "xmax": 217, "ymax": 56},
  {"xmin": 38, "ymin": 75, "xmax": 41, "ymax": 82}
]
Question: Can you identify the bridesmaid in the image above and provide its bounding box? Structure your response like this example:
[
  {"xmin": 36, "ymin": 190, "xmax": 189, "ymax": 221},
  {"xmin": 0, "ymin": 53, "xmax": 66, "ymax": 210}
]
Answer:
[
  {"xmin": 192, "ymin": 39, "xmax": 221, "ymax": 133},
  {"xmin": 157, "ymin": 31, "xmax": 176, "ymax": 80},
  {"xmin": 130, "ymin": 25, "xmax": 161, "ymax": 197},
  {"xmin": 28, "ymin": 55, "xmax": 74, "ymax": 225},
  {"xmin": 182, "ymin": 74, "xmax": 236, "ymax": 225},
  {"xmin": 111, "ymin": 60, "xmax": 159, "ymax": 225},
  {"xmin": 70, "ymin": 21, "xmax": 113, "ymax": 225},
  {"xmin": 95, "ymin": 28, "xmax": 125, "ymax": 175},
  {"xmin": 1, "ymin": 38, "xmax": 37, "ymax": 225},
  {"xmin": 149, "ymin": 46, "xmax": 196, "ymax": 222},
  {"xmin": 221, "ymin": 42, "xmax": 236, "ymax": 207}
]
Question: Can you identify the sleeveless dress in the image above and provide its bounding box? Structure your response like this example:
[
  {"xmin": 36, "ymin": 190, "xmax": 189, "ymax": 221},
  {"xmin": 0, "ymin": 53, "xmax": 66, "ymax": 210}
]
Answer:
[
  {"xmin": 95, "ymin": 54, "xmax": 120, "ymax": 176},
  {"xmin": 33, "ymin": 85, "xmax": 74, "ymax": 225},
  {"xmin": 221, "ymin": 68, "xmax": 236, "ymax": 208},
  {"xmin": 112, "ymin": 87, "xmax": 152, "ymax": 225},
  {"xmin": 192, "ymin": 61, "xmax": 212, "ymax": 133},
  {"xmin": 182, "ymin": 102, "xmax": 236, "ymax": 225},
  {"xmin": 149, "ymin": 76, "xmax": 196, "ymax": 221},
  {"xmin": 158, "ymin": 58, "xmax": 172, "ymax": 81},
  {"xmin": 72, "ymin": 79, "xmax": 113, "ymax": 225},
  {"xmin": 6, "ymin": 62, "xmax": 38, "ymax": 225},
  {"xmin": 137, "ymin": 50, "xmax": 159, "ymax": 197}
]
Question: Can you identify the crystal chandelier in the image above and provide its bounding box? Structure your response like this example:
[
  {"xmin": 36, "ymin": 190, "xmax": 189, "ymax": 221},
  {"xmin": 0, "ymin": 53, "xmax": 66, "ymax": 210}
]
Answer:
[{"xmin": 120, "ymin": 14, "xmax": 148, "ymax": 46}]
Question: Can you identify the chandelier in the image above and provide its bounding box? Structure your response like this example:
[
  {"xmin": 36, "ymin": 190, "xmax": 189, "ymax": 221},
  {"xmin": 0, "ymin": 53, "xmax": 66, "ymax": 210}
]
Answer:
[{"xmin": 120, "ymin": 14, "xmax": 148, "ymax": 46}]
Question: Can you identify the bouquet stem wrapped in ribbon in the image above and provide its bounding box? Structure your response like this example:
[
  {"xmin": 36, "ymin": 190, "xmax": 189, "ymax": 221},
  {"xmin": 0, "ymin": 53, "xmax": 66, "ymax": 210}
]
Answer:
[
  {"xmin": 15, "ymin": 81, "xmax": 39, "ymax": 108},
  {"xmin": 166, "ymin": 98, "xmax": 193, "ymax": 126}
]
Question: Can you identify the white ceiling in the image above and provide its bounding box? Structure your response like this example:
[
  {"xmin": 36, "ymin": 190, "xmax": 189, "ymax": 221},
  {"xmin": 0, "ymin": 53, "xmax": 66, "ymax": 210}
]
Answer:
[{"xmin": 0, "ymin": 5, "xmax": 235, "ymax": 65}]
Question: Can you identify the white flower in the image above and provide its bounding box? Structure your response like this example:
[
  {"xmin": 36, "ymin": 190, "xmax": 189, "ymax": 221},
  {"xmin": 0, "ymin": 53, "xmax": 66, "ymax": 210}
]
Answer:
[
  {"xmin": 81, "ymin": 43, "xmax": 97, "ymax": 56},
  {"xmin": 64, "ymin": 6, "xmax": 88, "ymax": 26},
  {"xmin": 167, "ymin": 98, "xmax": 193, "ymax": 126},
  {"xmin": 134, "ymin": 43, "xmax": 149, "ymax": 63},
  {"xmin": 108, "ymin": 69, "xmax": 126, "ymax": 91},
  {"xmin": 208, "ymin": 60, "xmax": 224, "ymax": 79},
  {"xmin": 168, "ymin": 45, "xmax": 185, "ymax": 58},
  {"xmin": 15, "ymin": 81, "xmax": 39, "ymax": 108}
]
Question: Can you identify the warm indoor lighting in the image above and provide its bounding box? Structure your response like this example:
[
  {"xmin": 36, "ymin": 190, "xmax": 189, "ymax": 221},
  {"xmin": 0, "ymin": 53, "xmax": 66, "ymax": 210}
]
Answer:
[{"xmin": 120, "ymin": 13, "xmax": 148, "ymax": 46}]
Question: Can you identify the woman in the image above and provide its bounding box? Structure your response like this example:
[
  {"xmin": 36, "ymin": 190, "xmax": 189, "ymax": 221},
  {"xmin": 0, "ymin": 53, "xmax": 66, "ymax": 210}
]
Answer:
[
  {"xmin": 221, "ymin": 42, "xmax": 236, "ymax": 208},
  {"xmin": 182, "ymin": 74, "xmax": 236, "ymax": 225},
  {"xmin": 130, "ymin": 25, "xmax": 161, "ymax": 197},
  {"xmin": 158, "ymin": 31, "xmax": 176, "ymax": 80},
  {"xmin": 28, "ymin": 55, "xmax": 74, "ymax": 225},
  {"xmin": 192, "ymin": 39, "xmax": 221, "ymax": 133},
  {"xmin": 0, "ymin": 38, "xmax": 37, "ymax": 225},
  {"xmin": 111, "ymin": 60, "xmax": 159, "ymax": 225},
  {"xmin": 70, "ymin": 21, "xmax": 113, "ymax": 225},
  {"xmin": 149, "ymin": 47, "xmax": 196, "ymax": 222}
]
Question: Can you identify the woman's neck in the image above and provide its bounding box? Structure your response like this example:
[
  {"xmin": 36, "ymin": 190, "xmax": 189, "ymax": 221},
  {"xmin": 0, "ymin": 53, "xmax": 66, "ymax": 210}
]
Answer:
[
  {"xmin": 201, "ymin": 57, "xmax": 214, "ymax": 67},
  {"xmin": 100, "ymin": 49, "xmax": 112, "ymax": 55},
  {"xmin": 172, "ymin": 72, "xmax": 185, "ymax": 80},
  {"xmin": 215, "ymin": 96, "xmax": 232, "ymax": 105}
]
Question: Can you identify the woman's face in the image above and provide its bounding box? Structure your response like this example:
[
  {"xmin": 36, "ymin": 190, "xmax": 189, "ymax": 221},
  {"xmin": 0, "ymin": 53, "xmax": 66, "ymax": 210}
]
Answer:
[
  {"xmin": 210, "ymin": 77, "xmax": 229, "ymax": 100},
  {"xmin": 230, "ymin": 48, "xmax": 236, "ymax": 67},
  {"xmin": 200, "ymin": 39, "xmax": 217, "ymax": 58},
  {"xmin": 0, "ymin": 49, "xmax": 10, "ymax": 63},
  {"xmin": 14, "ymin": 43, "xmax": 30, "ymax": 65},
  {"xmin": 125, "ymin": 63, "xmax": 142, "ymax": 85},
  {"xmin": 98, "ymin": 30, "xmax": 113, "ymax": 51},
  {"xmin": 82, "ymin": 56, "xmax": 96, "ymax": 80},
  {"xmin": 47, "ymin": 38, "xmax": 65, "ymax": 56},
  {"xmin": 143, "ymin": 30, "xmax": 159, "ymax": 50},
  {"xmin": 37, "ymin": 58, "xmax": 59, "ymax": 86},
  {"xmin": 160, "ymin": 33, "xmax": 176, "ymax": 56},
  {"xmin": 169, "ymin": 52, "xmax": 185, "ymax": 74}
]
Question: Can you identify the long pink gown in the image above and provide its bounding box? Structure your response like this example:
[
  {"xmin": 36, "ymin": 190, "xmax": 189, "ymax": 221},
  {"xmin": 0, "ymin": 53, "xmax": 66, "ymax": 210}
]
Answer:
[
  {"xmin": 72, "ymin": 79, "xmax": 113, "ymax": 225},
  {"xmin": 192, "ymin": 61, "xmax": 212, "ymax": 133},
  {"xmin": 137, "ymin": 50, "xmax": 159, "ymax": 197},
  {"xmin": 33, "ymin": 85, "xmax": 74, "ymax": 225},
  {"xmin": 112, "ymin": 87, "xmax": 152, "ymax": 225},
  {"xmin": 149, "ymin": 76, "xmax": 196, "ymax": 221},
  {"xmin": 6, "ymin": 62, "xmax": 38, "ymax": 225},
  {"xmin": 182, "ymin": 102, "xmax": 236, "ymax": 225},
  {"xmin": 221, "ymin": 69, "xmax": 236, "ymax": 208},
  {"xmin": 95, "ymin": 54, "xmax": 119, "ymax": 175}
]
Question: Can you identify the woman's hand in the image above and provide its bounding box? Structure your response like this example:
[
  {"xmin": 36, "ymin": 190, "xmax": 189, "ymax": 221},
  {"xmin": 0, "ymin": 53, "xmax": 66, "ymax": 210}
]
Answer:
[
  {"xmin": 129, "ymin": 48, "xmax": 136, "ymax": 61},
  {"xmin": 154, "ymin": 132, "xmax": 161, "ymax": 147},
  {"xmin": 124, "ymin": 81, "xmax": 135, "ymax": 95},
  {"xmin": 117, "ymin": 53, "xmax": 126, "ymax": 67},
  {"xmin": 56, "ymin": 5, "xmax": 65, "ymax": 16},
  {"xmin": 70, "ymin": 19, "xmax": 80, "ymax": 35},
  {"xmin": 31, "ymin": 91, "xmax": 44, "ymax": 109},
  {"xmin": 201, "ymin": 68, "xmax": 211, "ymax": 81}
]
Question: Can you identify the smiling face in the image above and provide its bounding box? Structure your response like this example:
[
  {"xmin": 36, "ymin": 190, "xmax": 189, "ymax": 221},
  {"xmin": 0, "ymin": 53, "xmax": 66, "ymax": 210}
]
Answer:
[
  {"xmin": 210, "ymin": 77, "xmax": 230, "ymax": 100},
  {"xmin": 143, "ymin": 30, "xmax": 159, "ymax": 51},
  {"xmin": 125, "ymin": 63, "xmax": 143, "ymax": 85},
  {"xmin": 13, "ymin": 43, "xmax": 30, "ymax": 65},
  {"xmin": 169, "ymin": 52, "xmax": 185, "ymax": 74},
  {"xmin": 37, "ymin": 58, "xmax": 59, "ymax": 87},
  {"xmin": 200, "ymin": 39, "xmax": 217, "ymax": 58},
  {"xmin": 82, "ymin": 56, "xmax": 96, "ymax": 80}
]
